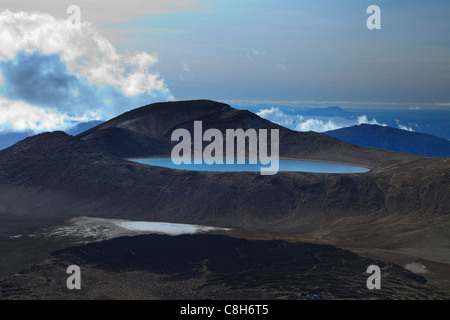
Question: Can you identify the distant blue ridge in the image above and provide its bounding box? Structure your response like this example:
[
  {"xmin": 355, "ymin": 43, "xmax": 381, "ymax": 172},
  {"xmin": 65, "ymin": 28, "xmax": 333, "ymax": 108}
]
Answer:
[{"xmin": 325, "ymin": 124, "xmax": 450, "ymax": 158}]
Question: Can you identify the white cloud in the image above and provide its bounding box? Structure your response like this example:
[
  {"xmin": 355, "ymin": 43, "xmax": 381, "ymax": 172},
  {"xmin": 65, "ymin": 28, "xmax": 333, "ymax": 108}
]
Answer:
[
  {"xmin": 0, "ymin": 9, "xmax": 173, "ymax": 133},
  {"xmin": 357, "ymin": 115, "xmax": 387, "ymax": 126},
  {"xmin": 0, "ymin": 96, "xmax": 96, "ymax": 133},
  {"xmin": 294, "ymin": 118, "xmax": 342, "ymax": 132},
  {"xmin": 432, "ymin": 102, "xmax": 450, "ymax": 107},
  {"xmin": 398, "ymin": 124, "xmax": 414, "ymax": 132},
  {"xmin": 395, "ymin": 119, "xmax": 414, "ymax": 132},
  {"xmin": 0, "ymin": 69, "xmax": 3, "ymax": 85},
  {"xmin": 257, "ymin": 107, "xmax": 301, "ymax": 127},
  {"xmin": 257, "ymin": 107, "xmax": 348, "ymax": 132},
  {"xmin": 257, "ymin": 107, "xmax": 393, "ymax": 133},
  {"xmin": 408, "ymin": 106, "xmax": 422, "ymax": 110},
  {"xmin": 0, "ymin": 10, "xmax": 170, "ymax": 98}
]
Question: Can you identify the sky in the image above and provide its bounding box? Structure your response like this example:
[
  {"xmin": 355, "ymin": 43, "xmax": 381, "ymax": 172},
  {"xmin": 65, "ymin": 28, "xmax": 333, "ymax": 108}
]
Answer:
[{"xmin": 0, "ymin": 0, "xmax": 449, "ymax": 134}]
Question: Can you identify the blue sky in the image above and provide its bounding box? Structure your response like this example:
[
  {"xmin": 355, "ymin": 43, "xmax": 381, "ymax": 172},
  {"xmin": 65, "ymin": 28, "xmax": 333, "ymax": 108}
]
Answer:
[
  {"xmin": 0, "ymin": 0, "xmax": 449, "ymax": 134},
  {"xmin": 103, "ymin": 0, "xmax": 450, "ymax": 104}
]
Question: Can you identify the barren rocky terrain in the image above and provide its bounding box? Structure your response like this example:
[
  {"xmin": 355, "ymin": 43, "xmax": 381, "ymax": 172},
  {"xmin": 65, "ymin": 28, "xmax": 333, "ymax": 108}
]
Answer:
[
  {"xmin": 2, "ymin": 234, "xmax": 449, "ymax": 300},
  {"xmin": 0, "ymin": 100, "xmax": 448, "ymax": 299}
]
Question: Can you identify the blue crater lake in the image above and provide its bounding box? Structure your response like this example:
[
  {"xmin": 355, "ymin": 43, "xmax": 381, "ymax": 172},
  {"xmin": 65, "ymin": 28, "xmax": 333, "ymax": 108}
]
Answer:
[{"xmin": 130, "ymin": 158, "xmax": 370, "ymax": 174}]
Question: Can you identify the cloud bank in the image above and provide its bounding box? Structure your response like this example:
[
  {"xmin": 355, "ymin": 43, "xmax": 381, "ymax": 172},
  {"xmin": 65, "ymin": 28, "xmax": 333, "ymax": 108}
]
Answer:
[
  {"xmin": 0, "ymin": 96, "xmax": 85, "ymax": 133},
  {"xmin": 0, "ymin": 9, "xmax": 172, "ymax": 133},
  {"xmin": 256, "ymin": 107, "xmax": 388, "ymax": 132}
]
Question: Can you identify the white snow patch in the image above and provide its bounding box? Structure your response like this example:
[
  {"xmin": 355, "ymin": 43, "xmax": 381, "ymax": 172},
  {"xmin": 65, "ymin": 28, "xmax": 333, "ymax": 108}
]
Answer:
[
  {"xmin": 404, "ymin": 263, "xmax": 429, "ymax": 274},
  {"xmin": 40, "ymin": 217, "xmax": 231, "ymax": 243},
  {"xmin": 113, "ymin": 221, "xmax": 227, "ymax": 235}
]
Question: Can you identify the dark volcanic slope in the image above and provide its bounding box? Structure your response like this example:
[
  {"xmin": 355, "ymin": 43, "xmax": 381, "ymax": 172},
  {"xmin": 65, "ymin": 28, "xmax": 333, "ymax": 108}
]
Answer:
[
  {"xmin": 325, "ymin": 124, "xmax": 450, "ymax": 158},
  {"xmin": 77, "ymin": 100, "xmax": 410, "ymax": 166},
  {"xmin": 1, "ymin": 234, "xmax": 448, "ymax": 300}
]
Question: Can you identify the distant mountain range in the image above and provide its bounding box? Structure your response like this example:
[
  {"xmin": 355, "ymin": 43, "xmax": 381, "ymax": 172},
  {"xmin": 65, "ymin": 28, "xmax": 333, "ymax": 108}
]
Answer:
[
  {"xmin": 235, "ymin": 104, "xmax": 450, "ymax": 140},
  {"xmin": 325, "ymin": 124, "xmax": 450, "ymax": 158}
]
